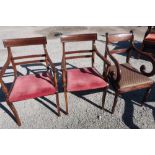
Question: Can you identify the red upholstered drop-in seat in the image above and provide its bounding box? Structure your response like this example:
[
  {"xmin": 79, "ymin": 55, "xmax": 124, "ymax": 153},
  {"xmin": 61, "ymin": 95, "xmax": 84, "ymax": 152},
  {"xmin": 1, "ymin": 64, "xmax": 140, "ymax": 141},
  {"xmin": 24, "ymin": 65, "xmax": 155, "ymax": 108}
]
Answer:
[
  {"xmin": 67, "ymin": 67, "xmax": 108, "ymax": 92},
  {"xmin": 145, "ymin": 33, "xmax": 155, "ymax": 41},
  {"xmin": 9, "ymin": 72, "xmax": 56, "ymax": 102}
]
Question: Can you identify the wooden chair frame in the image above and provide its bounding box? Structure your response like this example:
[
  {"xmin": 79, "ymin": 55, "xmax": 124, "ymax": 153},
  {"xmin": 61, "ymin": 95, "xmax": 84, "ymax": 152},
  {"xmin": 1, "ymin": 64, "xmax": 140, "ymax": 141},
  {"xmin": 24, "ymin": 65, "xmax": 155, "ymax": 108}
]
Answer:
[
  {"xmin": 104, "ymin": 31, "xmax": 155, "ymax": 114},
  {"xmin": 61, "ymin": 33, "xmax": 111, "ymax": 114},
  {"xmin": 0, "ymin": 37, "xmax": 60, "ymax": 126}
]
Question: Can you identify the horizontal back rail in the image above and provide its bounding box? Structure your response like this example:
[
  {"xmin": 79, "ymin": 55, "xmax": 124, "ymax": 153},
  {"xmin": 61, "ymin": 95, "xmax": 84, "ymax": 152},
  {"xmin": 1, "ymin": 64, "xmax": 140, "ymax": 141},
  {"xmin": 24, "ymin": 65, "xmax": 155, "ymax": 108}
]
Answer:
[
  {"xmin": 3, "ymin": 37, "xmax": 47, "ymax": 47},
  {"xmin": 65, "ymin": 55, "xmax": 92, "ymax": 60},
  {"xmin": 13, "ymin": 54, "xmax": 46, "ymax": 60},
  {"xmin": 65, "ymin": 50, "xmax": 93, "ymax": 55},
  {"xmin": 14, "ymin": 59, "xmax": 45, "ymax": 66},
  {"xmin": 61, "ymin": 33, "xmax": 97, "ymax": 42}
]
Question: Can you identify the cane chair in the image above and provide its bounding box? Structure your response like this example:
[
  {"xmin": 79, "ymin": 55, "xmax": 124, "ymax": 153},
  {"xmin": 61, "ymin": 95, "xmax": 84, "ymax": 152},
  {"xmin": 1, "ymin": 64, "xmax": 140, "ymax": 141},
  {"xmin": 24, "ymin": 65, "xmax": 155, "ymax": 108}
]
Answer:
[
  {"xmin": 61, "ymin": 33, "xmax": 111, "ymax": 114},
  {"xmin": 142, "ymin": 26, "xmax": 155, "ymax": 55},
  {"xmin": 0, "ymin": 37, "xmax": 60, "ymax": 126},
  {"xmin": 104, "ymin": 31, "xmax": 155, "ymax": 114}
]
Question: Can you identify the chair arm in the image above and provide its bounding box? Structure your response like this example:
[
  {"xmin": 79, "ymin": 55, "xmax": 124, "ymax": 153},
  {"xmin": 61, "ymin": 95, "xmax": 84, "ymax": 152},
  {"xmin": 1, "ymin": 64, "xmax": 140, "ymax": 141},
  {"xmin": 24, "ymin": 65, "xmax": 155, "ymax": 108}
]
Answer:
[
  {"xmin": 45, "ymin": 54, "xmax": 59, "ymax": 90},
  {"xmin": 132, "ymin": 42, "xmax": 155, "ymax": 76},
  {"xmin": 105, "ymin": 45, "xmax": 122, "ymax": 83},
  {"xmin": 0, "ymin": 54, "xmax": 12, "ymax": 97},
  {"xmin": 94, "ymin": 44, "xmax": 111, "ymax": 66}
]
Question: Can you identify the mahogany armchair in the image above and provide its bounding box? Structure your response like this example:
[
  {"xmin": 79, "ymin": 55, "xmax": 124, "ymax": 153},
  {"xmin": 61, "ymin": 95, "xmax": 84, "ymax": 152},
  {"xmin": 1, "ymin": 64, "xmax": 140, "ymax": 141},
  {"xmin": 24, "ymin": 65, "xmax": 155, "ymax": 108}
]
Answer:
[
  {"xmin": 0, "ymin": 37, "xmax": 60, "ymax": 126},
  {"xmin": 103, "ymin": 32, "xmax": 155, "ymax": 114},
  {"xmin": 61, "ymin": 33, "xmax": 111, "ymax": 114}
]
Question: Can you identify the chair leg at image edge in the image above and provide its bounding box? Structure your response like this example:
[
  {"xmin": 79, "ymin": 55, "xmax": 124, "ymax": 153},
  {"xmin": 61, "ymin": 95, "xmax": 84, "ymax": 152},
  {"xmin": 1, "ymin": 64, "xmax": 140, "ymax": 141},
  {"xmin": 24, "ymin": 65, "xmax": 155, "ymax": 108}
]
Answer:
[
  {"xmin": 56, "ymin": 93, "xmax": 60, "ymax": 116},
  {"xmin": 111, "ymin": 92, "xmax": 119, "ymax": 114},
  {"xmin": 64, "ymin": 89, "xmax": 68, "ymax": 114},
  {"xmin": 7, "ymin": 102, "xmax": 21, "ymax": 126}
]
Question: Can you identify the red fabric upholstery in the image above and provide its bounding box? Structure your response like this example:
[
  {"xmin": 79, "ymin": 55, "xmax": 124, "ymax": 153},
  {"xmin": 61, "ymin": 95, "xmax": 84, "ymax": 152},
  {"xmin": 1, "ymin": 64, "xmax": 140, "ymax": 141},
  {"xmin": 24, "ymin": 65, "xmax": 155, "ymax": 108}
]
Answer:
[
  {"xmin": 67, "ymin": 67, "xmax": 108, "ymax": 92},
  {"xmin": 9, "ymin": 72, "xmax": 56, "ymax": 102},
  {"xmin": 145, "ymin": 33, "xmax": 155, "ymax": 41}
]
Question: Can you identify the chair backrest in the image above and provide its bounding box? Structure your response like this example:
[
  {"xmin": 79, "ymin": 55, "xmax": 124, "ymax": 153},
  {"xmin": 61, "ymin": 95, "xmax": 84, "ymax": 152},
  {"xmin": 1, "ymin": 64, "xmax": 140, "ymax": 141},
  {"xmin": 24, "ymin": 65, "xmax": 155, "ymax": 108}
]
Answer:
[
  {"xmin": 61, "ymin": 33, "xmax": 97, "ymax": 67},
  {"xmin": 3, "ymin": 37, "xmax": 47, "ymax": 47},
  {"xmin": 106, "ymin": 32, "xmax": 133, "ymax": 53},
  {"xmin": 105, "ymin": 32, "xmax": 134, "ymax": 63},
  {"xmin": 3, "ymin": 37, "xmax": 48, "ymax": 76}
]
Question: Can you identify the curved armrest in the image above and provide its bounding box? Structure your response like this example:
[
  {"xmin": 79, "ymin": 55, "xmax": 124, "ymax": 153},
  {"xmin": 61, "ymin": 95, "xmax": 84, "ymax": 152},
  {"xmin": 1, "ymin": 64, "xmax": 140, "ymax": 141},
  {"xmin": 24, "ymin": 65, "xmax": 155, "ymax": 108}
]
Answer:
[
  {"xmin": 45, "ymin": 54, "xmax": 58, "ymax": 89},
  {"xmin": 132, "ymin": 42, "xmax": 155, "ymax": 76},
  {"xmin": 46, "ymin": 54, "xmax": 56, "ymax": 73},
  {"xmin": 94, "ymin": 44, "xmax": 111, "ymax": 66},
  {"xmin": 105, "ymin": 45, "xmax": 122, "ymax": 83}
]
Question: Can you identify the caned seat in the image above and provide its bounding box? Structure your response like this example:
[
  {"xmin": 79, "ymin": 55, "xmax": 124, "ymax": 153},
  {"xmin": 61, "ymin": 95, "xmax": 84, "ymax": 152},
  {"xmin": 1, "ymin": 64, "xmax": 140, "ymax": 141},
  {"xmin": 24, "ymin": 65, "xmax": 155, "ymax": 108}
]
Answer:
[
  {"xmin": 109, "ymin": 63, "xmax": 153, "ymax": 90},
  {"xmin": 9, "ymin": 73, "xmax": 56, "ymax": 102},
  {"xmin": 67, "ymin": 67, "xmax": 108, "ymax": 92}
]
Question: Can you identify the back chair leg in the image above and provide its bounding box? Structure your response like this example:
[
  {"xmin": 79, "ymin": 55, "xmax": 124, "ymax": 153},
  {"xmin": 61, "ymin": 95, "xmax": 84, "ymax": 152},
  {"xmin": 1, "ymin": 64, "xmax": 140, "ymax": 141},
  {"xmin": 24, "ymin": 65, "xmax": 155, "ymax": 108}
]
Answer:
[
  {"xmin": 56, "ymin": 93, "xmax": 60, "ymax": 116},
  {"xmin": 102, "ymin": 87, "xmax": 108, "ymax": 109},
  {"xmin": 7, "ymin": 101, "xmax": 21, "ymax": 126},
  {"xmin": 64, "ymin": 88, "xmax": 68, "ymax": 114},
  {"xmin": 141, "ymin": 87, "xmax": 152, "ymax": 106},
  {"xmin": 111, "ymin": 91, "xmax": 119, "ymax": 114}
]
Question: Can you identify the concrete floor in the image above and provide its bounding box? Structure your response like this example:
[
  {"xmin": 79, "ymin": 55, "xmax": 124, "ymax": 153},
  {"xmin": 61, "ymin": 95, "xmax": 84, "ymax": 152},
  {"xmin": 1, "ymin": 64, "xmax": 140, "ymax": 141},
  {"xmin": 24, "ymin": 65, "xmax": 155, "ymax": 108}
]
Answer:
[{"xmin": 0, "ymin": 26, "xmax": 155, "ymax": 129}]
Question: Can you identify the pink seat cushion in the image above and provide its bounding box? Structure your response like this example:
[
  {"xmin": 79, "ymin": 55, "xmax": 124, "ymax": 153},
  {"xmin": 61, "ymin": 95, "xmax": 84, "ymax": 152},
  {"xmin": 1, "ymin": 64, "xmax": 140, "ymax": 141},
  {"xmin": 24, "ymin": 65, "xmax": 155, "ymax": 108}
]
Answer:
[
  {"xmin": 67, "ymin": 67, "xmax": 108, "ymax": 92},
  {"xmin": 9, "ymin": 72, "xmax": 56, "ymax": 102},
  {"xmin": 145, "ymin": 33, "xmax": 155, "ymax": 41}
]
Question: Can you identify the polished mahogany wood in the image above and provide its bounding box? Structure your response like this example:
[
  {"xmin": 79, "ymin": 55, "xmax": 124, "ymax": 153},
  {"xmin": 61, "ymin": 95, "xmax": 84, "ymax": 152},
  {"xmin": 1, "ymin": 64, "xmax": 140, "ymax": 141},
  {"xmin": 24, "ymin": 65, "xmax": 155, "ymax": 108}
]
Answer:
[
  {"xmin": 61, "ymin": 33, "xmax": 97, "ymax": 42},
  {"xmin": 3, "ymin": 37, "xmax": 47, "ymax": 47},
  {"xmin": 107, "ymin": 33, "xmax": 133, "ymax": 44}
]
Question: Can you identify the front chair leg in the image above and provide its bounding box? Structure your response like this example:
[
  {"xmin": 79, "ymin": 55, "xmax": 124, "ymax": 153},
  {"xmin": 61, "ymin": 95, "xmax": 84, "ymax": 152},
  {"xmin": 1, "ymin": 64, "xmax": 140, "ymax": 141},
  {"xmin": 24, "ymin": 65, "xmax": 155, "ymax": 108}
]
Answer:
[
  {"xmin": 7, "ymin": 102, "xmax": 21, "ymax": 126},
  {"xmin": 102, "ymin": 87, "xmax": 108, "ymax": 109},
  {"xmin": 56, "ymin": 93, "xmax": 60, "ymax": 116},
  {"xmin": 111, "ymin": 91, "xmax": 119, "ymax": 114},
  {"xmin": 141, "ymin": 87, "xmax": 152, "ymax": 106}
]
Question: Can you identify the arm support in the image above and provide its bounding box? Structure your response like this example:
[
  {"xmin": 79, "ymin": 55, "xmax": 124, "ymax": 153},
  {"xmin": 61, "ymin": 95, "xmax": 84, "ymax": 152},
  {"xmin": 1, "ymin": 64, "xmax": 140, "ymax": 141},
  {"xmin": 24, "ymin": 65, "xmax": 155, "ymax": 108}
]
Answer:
[
  {"xmin": 105, "ymin": 45, "xmax": 122, "ymax": 83},
  {"xmin": 46, "ymin": 53, "xmax": 56, "ymax": 73},
  {"xmin": 94, "ymin": 44, "xmax": 111, "ymax": 66},
  {"xmin": 45, "ymin": 54, "xmax": 58, "ymax": 90}
]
